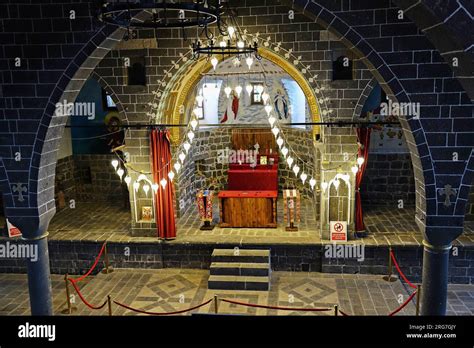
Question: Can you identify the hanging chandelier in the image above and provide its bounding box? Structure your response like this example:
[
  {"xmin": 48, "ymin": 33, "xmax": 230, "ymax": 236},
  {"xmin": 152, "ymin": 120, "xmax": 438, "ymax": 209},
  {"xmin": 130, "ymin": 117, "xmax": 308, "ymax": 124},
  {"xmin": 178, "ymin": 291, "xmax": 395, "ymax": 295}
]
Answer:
[
  {"xmin": 191, "ymin": 2, "xmax": 259, "ymax": 68},
  {"xmin": 98, "ymin": 0, "xmax": 220, "ymax": 29}
]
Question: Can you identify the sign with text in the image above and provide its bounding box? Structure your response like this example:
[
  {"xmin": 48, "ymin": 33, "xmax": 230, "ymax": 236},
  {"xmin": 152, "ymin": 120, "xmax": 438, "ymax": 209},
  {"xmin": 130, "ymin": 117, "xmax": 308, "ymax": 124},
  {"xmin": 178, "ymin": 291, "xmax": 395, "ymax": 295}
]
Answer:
[
  {"xmin": 330, "ymin": 221, "xmax": 347, "ymax": 242},
  {"xmin": 6, "ymin": 219, "xmax": 22, "ymax": 238}
]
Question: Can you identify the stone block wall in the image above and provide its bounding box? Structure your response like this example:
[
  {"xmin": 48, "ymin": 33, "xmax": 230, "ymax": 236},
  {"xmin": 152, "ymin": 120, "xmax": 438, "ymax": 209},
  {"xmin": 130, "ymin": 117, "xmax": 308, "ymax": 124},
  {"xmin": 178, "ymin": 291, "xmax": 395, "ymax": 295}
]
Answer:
[
  {"xmin": 360, "ymin": 153, "xmax": 416, "ymax": 207},
  {"xmin": 54, "ymin": 156, "xmax": 76, "ymax": 210}
]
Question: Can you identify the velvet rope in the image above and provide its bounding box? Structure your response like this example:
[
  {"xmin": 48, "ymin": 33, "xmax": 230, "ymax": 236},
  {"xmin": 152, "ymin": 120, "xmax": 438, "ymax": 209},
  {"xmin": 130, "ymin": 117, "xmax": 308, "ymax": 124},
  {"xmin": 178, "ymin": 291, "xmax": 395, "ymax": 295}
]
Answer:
[
  {"xmin": 69, "ymin": 242, "xmax": 107, "ymax": 283},
  {"xmin": 388, "ymin": 290, "xmax": 417, "ymax": 316},
  {"xmin": 112, "ymin": 298, "xmax": 213, "ymax": 315},
  {"xmin": 221, "ymin": 299, "xmax": 332, "ymax": 312},
  {"xmin": 68, "ymin": 279, "xmax": 108, "ymax": 310},
  {"xmin": 390, "ymin": 250, "xmax": 417, "ymax": 289}
]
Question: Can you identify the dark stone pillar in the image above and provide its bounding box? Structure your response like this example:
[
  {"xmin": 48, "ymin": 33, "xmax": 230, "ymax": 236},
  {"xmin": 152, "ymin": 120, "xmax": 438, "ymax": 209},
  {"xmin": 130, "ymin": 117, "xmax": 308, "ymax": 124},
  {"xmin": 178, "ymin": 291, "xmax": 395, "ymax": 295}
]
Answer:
[
  {"xmin": 420, "ymin": 241, "xmax": 451, "ymax": 316},
  {"xmin": 25, "ymin": 234, "xmax": 53, "ymax": 315}
]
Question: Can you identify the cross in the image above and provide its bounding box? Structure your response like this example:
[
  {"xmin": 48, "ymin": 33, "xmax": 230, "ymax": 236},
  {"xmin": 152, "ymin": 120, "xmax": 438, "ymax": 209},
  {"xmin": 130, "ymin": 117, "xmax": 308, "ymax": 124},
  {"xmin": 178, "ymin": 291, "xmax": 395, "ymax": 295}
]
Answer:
[
  {"xmin": 12, "ymin": 183, "xmax": 27, "ymax": 202},
  {"xmin": 438, "ymin": 184, "xmax": 457, "ymax": 207},
  {"xmin": 254, "ymin": 143, "xmax": 260, "ymax": 152}
]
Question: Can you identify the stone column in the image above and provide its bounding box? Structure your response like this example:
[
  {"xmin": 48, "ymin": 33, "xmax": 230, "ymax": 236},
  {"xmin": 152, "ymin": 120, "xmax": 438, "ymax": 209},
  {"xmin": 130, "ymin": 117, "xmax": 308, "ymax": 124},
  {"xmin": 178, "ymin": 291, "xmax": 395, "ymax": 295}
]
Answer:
[{"xmin": 420, "ymin": 240, "xmax": 451, "ymax": 316}]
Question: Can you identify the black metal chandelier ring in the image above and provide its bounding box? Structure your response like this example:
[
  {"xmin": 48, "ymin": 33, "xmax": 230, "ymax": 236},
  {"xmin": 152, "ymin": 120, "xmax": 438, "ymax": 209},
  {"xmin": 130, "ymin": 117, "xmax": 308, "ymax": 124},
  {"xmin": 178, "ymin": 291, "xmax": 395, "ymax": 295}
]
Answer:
[
  {"xmin": 99, "ymin": 2, "xmax": 219, "ymax": 29},
  {"xmin": 194, "ymin": 46, "xmax": 258, "ymax": 56}
]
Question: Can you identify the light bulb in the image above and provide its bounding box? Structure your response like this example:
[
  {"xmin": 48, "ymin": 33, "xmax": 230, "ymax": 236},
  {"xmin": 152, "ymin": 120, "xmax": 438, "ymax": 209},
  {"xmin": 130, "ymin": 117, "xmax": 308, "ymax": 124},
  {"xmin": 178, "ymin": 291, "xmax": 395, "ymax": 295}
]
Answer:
[
  {"xmin": 137, "ymin": 174, "xmax": 147, "ymax": 182},
  {"xmin": 179, "ymin": 152, "xmax": 186, "ymax": 163},
  {"xmin": 143, "ymin": 184, "xmax": 150, "ymax": 196},
  {"xmin": 187, "ymin": 130, "xmax": 195, "ymax": 142},
  {"xmin": 117, "ymin": 168, "xmax": 124, "ymax": 180},
  {"xmin": 246, "ymin": 84, "xmax": 253, "ymax": 96},
  {"xmin": 124, "ymin": 176, "xmax": 131, "ymax": 186},
  {"xmin": 111, "ymin": 159, "xmax": 119, "ymax": 170},
  {"xmin": 190, "ymin": 119, "xmax": 198, "ymax": 130},
  {"xmin": 235, "ymin": 85, "xmax": 242, "ymax": 97},
  {"xmin": 174, "ymin": 162, "xmax": 181, "ymax": 173},
  {"xmin": 351, "ymin": 166, "xmax": 359, "ymax": 174},
  {"xmin": 300, "ymin": 172, "xmax": 308, "ymax": 184},
  {"xmin": 193, "ymin": 107, "xmax": 203, "ymax": 119},
  {"xmin": 357, "ymin": 157, "xmax": 365, "ymax": 166},
  {"xmin": 265, "ymin": 104, "xmax": 272, "ymax": 115},
  {"xmin": 271, "ymin": 127, "xmax": 280, "ymax": 137},
  {"xmin": 152, "ymin": 183, "xmax": 159, "ymax": 193},
  {"xmin": 286, "ymin": 156, "xmax": 294, "ymax": 167},
  {"xmin": 293, "ymin": 165, "xmax": 300, "ymax": 176},
  {"xmin": 246, "ymin": 56, "xmax": 253, "ymax": 69},
  {"xmin": 196, "ymin": 94, "xmax": 204, "ymax": 106},
  {"xmin": 256, "ymin": 85, "xmax": 264, "ymax": 94},
  {"xmin": 183, "ymin": 142, "xmax": 191, "ymax": 153},
  {"xmin": 224, "ymin": 86, "xmax": 232, "ymax": 98},
  {"xmin": 168, "ymin": 171, "xmax": 175, "ymax": 182},
  {"xmin": 211, "ymin": 57, "xmax": 218, "ymax": 70},
  {"xmin": 133, "ymin": 181, "xmax": 140, "ymax": 192},
  {"xmin": 262, "ymin": 92, "xmax": 270, "ymax": 104},
  {"xmin": 281, "ymin": 147, "xmax": 288, "ymax": 157},
  {"xmin": 321, "ymin": 181, "xmax": 328, "ymax": 191},
  {"xmin": 268, "ymin": 115, "xmax": 276, "ymax": 127},
  {"xmin": 160, "ymin": 178, "xmax": 167, "ymax": 188},
  {"xmin": 228, "ymin": 26, "xmax": 235, "ymax": 38},
  {"xmin": 310, "ymin": 178, "xmax": 316, "ymax": 190},
  {"xmin": 334, "ymin": 179, "xmax": 340, "ymax": 191},
  {"xmin": 237, "ymin": 41, "xmax": 245, "ymax": 49},
  {"xmin": 276, "ymin": 137, "xmax": 284, "ymax": 148}
]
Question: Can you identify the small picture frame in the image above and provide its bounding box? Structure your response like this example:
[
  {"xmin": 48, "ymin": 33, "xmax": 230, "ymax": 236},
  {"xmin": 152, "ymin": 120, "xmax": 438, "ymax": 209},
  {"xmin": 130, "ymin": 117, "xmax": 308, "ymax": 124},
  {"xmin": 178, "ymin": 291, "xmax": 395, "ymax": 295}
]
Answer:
[
  {"xmin": 141, "ymin": 206, "xmax": 153, "ymax": 221},
  {"xmin": 260, "ymin": 156, "xmax": 268, "ymax": 165}
]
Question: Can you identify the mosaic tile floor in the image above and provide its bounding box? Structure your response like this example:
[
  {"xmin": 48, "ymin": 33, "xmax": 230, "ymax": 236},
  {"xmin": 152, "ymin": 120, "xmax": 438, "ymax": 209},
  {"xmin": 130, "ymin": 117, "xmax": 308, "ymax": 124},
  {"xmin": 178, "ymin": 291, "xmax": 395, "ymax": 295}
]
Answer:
[
  {"xmin": 28, "ymin": 201, "xmax": 474, "ymax": 247},
  {"xmin": 0, "ymin": 269, "xmax": 472, "ymax": 316}
]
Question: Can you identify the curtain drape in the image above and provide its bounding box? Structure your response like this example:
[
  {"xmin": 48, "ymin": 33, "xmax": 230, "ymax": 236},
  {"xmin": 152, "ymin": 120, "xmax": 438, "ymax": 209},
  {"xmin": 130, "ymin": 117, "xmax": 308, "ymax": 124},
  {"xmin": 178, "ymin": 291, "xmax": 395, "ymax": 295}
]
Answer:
[
  {"xmin": 355, "ymin": 128, "xmax": 371, "ymax": 233},
  {"xmin": 150, "ymin": 129, "xmax": 176, "ymax": 239}
]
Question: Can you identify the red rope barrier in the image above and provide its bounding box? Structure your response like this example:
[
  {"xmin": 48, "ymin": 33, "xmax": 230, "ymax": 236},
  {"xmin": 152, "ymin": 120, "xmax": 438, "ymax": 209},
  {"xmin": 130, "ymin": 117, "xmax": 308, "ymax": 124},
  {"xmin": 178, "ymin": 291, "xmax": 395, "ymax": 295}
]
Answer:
[
  {"xmin": 69, "ymin": 242, "xmax": 107, "ymax": 283},
  {"xmin": 338, "ymin": 309, "xmax": 350, "ymax": 316},
  {"xmin": 390, "ymin": 250, "xmax": 417, "ymax": 289},
  {"xmin": 221, "ymin": 299, "xmax": 332, "ymax": 312},
  {"xmin": 113, "ymin": 298, "xmax": 213, "ymax": 315},
  {"xmin": 388, "ymin": 290, "xmax": 417, "ymax": 316},
  {"xmin": 68, "ymin": 279, "xmax": 108, "ymax": 310}
]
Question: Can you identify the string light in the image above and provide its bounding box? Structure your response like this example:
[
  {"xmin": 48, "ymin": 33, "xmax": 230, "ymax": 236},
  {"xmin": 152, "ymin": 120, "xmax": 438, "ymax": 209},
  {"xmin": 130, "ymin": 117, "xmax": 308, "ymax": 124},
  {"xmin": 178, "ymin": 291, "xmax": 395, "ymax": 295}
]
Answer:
[
  {"xmin": 179, "ymin": 152, "xmax": 186, "ymax": 163},
  {"xmin": 264, "ymin": 104, "xmax": 272, "ymax": 115},
  {"xmin": 228, "ymin": 26, "xmax": 235, "ymax": 38},
  {"xmin": 160, "ymin": 178, "xmax": 167, "ymax": 188},
  {"xmin": 276, "ymin": 137, "xmax": 284, "ymax": 147},
  {"xmin": 174, "ymin": 162, "xmax": 181, "ymax": 173},
  {"xmin": 321, "ymin": 181, "xmax": 328, "ymax": 191},
  {"xmin": 143, "ymin": 184, "xmax": 150, "ymax": 196},
  {"xmin": 262, "ymin": 92, "xmax": 270, "ymax": 104},
  {"xmin": 117, "ymin": 168, "xmax": 124, "ymax": 181},
  {"xmin": 111, "ymin": 160, "xmax": 119, "ymax": 170},
  {"xmin": 286, "ymin": 156, "xmax": 294, "ymax": 167},
  {"xmin": 168, "ymin": 171, "xmax": 175, "ymax": 182},
  {"xmin": 246, "ymin": 84, "xmax": 253, "ymax": 96},
  {"xmin": 211, "ymin": 57, "xmax": 218, "ymax": 70},
  {"xmin": 190, "ymin": 119, "xmax": 198, "ymax": 130},
  {"xmin": 357, "ymin": 157, "xmax": 365, "ymax": 166},
  {"xmin": 300, "ymin": 172, "xmax": 307, "ymax": 184},
  {"xmin": 281, "ymin": 147, "xmax": 288, "ymax": 157},
  {"xmin": 268, "ymin": 115, "xmax": 276, "ymax": 127},
  {"xmin": 351, "ymin": 166, "xmax": 359, "ymax": 174},
  {"xmin": 293, "ymin": 164, "xmax": 300, "ymax": 177},
  {"xmin": 237, "ymin": 41, "xmax": 245, "ymax": 48},
  {"xmin": 246, "ymin": 56, "xmax": 253, "ymax": 69},
  {"xmin": 133, "ymin": 181, "xmax": 140, "ymax": 192},
  {"xmin": 334, "ymin": 179, "xmax": 340, "ymax": 191},
  {"xmin": 271, "ymin": 127, "xmax": 280, "ymax": 137},
  {"xmin": 124, "ymin": 176, "xmax": 131, "ymax": 186},
  {"xmin": 235, "ymin": 85, "xmax": 242, "ymax": 98},
  {"xmin": 187, "ymin": 131, "xmax": 195, "ymax": 142},
  {"xmin": 309, "ymin": 178, "xmax": 316, "ymax": 190},
  {"xmin": 196, "ymin": 94, "xmax": 204, "ymax": 107},
  {"xmin": 224, "ymin": 86, "xmax": 232, "ymax": 98},
  {"xmin": 152, "ymin": 183, "xmax": 159, "ymax": 194}
]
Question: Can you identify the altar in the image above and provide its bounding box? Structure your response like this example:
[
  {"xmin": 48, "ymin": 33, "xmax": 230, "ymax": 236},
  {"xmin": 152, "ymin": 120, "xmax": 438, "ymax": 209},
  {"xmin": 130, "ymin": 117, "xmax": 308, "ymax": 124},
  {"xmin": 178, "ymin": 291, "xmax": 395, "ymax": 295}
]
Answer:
[{"xmin": 218, "ymin": 128, "xmax": 279, "ymax": 228}]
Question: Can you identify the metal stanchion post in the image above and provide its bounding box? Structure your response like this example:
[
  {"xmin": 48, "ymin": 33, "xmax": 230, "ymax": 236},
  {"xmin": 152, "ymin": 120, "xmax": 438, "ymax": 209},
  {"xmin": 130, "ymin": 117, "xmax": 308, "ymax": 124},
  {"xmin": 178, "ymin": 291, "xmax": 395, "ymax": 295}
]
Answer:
[
  {"xmin": 107, "ymin": 295, "xmax": 113, "ymax": 316},
  {"xmin": 214, "ymin": 295, "xmax": 219, "ymax": 314},
  {"xmin": 416, "ymin": 284, "xmax": 421, "ymax": 316},
  {"xmin": 61, "ymin": 274, "xmax": 77, "ymax": 314},
  {"xmin": 383, "ymin": 247, "xmax": 397, "ymax": 282},
  {"xmin": 102, "ymin": 243, "xmax": 114, "ymax": 274},
  {"xmin": 334, "ymin": 304, "xmax": 338, "ymax": 316}
]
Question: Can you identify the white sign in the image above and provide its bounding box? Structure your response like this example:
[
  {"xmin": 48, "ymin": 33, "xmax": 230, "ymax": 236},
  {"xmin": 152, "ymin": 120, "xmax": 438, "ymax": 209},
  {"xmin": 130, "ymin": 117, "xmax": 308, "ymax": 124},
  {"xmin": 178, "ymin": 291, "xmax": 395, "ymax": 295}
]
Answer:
[
  {"xmin": 6, "ymin": 219, "xmax": 22, "ymax": 238},
  {"xmin": 330, "ymin": 221, "xmax": 347, "ymax": 242}
]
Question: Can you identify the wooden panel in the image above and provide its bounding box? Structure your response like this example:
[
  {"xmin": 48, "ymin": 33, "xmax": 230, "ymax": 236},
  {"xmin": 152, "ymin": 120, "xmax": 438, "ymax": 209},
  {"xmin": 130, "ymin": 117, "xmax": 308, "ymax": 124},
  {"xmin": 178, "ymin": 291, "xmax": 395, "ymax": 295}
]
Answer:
[
  {"xmin": 220, "ymin": 197, "xmax": 276, "ymax": 228},
  {"xmin": 231, "ymin": 128, "xmax": 276, "ymax": 151}
]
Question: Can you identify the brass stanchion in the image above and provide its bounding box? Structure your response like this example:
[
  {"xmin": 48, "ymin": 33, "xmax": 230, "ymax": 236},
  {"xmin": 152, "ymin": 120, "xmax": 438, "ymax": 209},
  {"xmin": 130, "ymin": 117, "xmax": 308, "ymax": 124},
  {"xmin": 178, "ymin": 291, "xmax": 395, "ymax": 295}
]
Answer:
[
  {"xmin": 101, "ymin": 242, "xmax": 114, "ymax": 274},
  {"xmin": 214, "ymin": 295, "xmax": 219, "ymax": 314},
  {"xmin": 107, "ymin": 295, "xmax": 113, "ymax": 316},
  {"xmin": 334, "ymin": 304, "xmax": 338, "ymax": 316},
  {"xmin": 383, "ymin": 247, "xmax": 397, "ymax": 282},
  {"xmin": 415, "ymin": 285, "xmax": 421, "ymax": 316},
  {"xmin": 61, "ymin": 274, "xmax": 77, "ymax": 314}
]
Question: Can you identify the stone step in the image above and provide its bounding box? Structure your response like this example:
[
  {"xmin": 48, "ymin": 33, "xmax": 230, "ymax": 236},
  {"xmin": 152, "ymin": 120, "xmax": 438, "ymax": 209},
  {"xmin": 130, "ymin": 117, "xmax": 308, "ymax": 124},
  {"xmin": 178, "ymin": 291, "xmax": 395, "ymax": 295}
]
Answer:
[
  {"xmin": 210, "ymin": 262, "xmax": 270, "ymax": 276},
  {"xmin": 211, "ymin": 249, "xmax": 270, "ymax": 263},
  {"xmin": 208, "ymin": 275, "xmax": 270, "ymax": 291}
]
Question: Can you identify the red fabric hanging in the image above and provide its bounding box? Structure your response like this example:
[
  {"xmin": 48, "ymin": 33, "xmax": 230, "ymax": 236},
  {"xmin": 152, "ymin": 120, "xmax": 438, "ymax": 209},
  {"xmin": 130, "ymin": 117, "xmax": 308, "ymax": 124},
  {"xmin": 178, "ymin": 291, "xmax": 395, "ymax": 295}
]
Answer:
[
  {"xmin": 355, "ymin": 128, "xmax": 371, "ymax": 233},
  {"xmin": 150, "ymin": 129, "xmax": 176, "ymax": 239}
]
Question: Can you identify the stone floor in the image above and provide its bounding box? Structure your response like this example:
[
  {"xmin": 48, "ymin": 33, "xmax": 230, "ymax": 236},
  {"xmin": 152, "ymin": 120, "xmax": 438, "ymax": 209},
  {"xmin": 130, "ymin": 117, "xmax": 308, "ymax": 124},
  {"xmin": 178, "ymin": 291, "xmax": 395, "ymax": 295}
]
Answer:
[
  {"xmin": 16, "ymin": 201, "xmax": 471, "ymax": 247},
  {"xmin": 0, "ymin": 269, "xmax": 472, "ymax": 316}
]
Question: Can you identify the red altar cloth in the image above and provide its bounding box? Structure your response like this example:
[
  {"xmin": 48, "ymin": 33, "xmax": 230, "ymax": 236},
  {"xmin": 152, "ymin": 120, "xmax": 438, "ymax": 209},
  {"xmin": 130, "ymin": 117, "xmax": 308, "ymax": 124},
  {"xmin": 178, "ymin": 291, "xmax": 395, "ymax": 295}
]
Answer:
[
  {"xmin": 217, "ymin": 190, "xmax": 278, "ymax": 198},
  {"xmin": 227, "ymin": 169, "xmax": 278, "ymax": 191}
]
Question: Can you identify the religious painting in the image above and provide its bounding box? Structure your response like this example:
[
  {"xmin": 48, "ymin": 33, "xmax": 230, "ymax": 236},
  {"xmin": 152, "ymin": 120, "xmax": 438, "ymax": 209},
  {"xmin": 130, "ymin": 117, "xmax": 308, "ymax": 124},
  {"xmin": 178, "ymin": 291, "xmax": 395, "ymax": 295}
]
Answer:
[{"xmin": 141, "ymin": 206, "xmax": 153, "ymax": 222}]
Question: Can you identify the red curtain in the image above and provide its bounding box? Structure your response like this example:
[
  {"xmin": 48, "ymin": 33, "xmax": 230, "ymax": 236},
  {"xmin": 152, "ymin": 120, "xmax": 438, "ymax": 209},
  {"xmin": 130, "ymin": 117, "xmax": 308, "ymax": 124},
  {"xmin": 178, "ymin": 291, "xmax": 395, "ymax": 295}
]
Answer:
[
  {"xmin": 150, "ymin": 129, "xmax": 176, "ymax": 239},
  {"xmin": 355, "ymin": 128, "xmax": 371, "ymax": 233}
]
